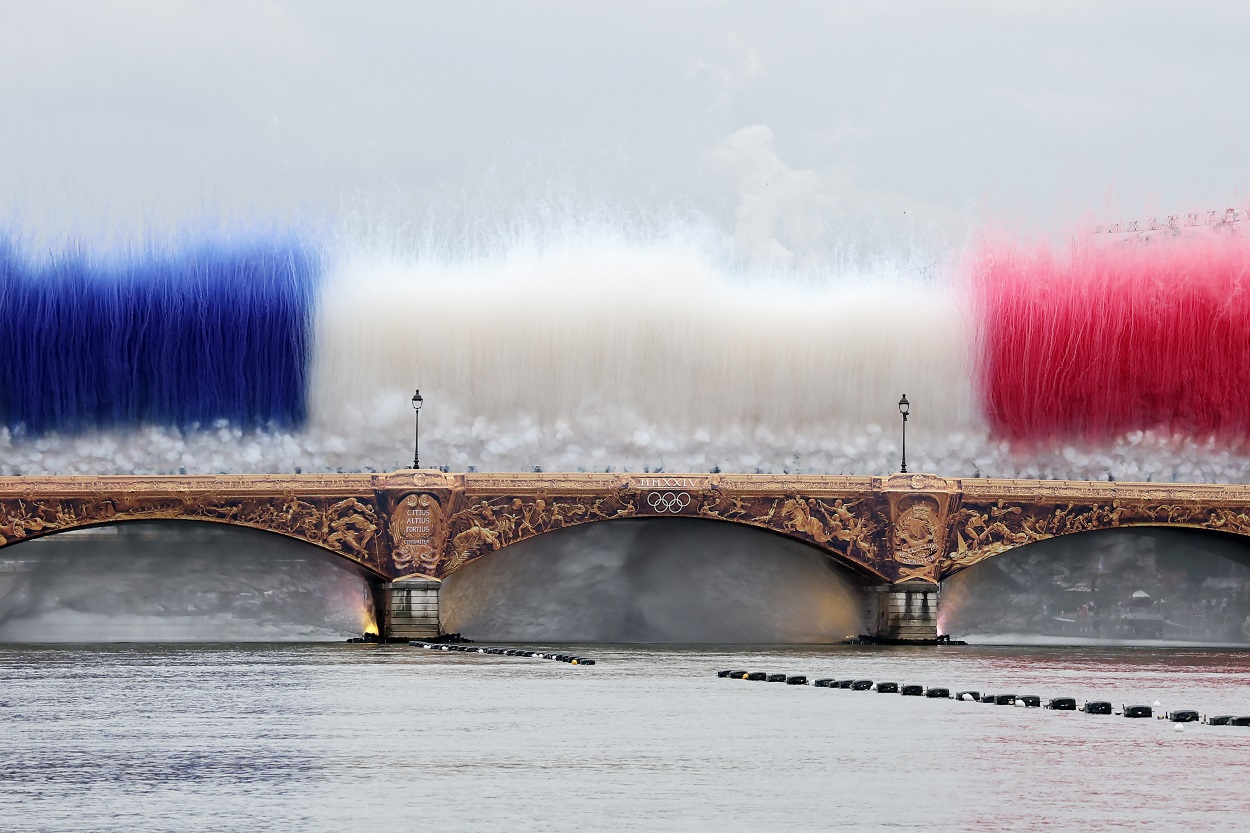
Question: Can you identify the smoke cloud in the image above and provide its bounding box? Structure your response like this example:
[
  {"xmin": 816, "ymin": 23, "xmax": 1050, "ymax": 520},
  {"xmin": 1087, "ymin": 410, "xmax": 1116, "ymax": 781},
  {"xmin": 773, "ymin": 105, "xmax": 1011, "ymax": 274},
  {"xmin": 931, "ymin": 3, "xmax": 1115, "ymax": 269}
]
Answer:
[{"xmin": 0, "ymin": 521, "xmax": 373, "ymax": 642}]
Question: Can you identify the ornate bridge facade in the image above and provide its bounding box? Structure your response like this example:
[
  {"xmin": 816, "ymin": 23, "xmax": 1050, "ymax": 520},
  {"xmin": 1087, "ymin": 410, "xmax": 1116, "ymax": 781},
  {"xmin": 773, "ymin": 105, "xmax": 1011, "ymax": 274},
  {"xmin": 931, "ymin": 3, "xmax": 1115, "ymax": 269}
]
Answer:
[{"xmin": 3, "ymin": 470, "xmax": 1250, "ymax": 640}]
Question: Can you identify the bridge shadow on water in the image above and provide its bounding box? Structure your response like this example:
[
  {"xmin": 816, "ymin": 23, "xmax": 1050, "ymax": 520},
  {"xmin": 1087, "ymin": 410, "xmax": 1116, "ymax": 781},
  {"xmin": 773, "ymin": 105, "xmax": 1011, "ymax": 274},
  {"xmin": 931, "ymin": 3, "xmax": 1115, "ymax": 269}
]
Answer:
[
  {"xmin": 441, "ymin": 518, "xmax": 865, "ymax": 643},
  {"xmin": 941, "ymin": 527, "xmax": 1250, "ymax": 646},
  {"xmin": 0, "ymin": 521, "xmax": 373, "ymax": 642}
]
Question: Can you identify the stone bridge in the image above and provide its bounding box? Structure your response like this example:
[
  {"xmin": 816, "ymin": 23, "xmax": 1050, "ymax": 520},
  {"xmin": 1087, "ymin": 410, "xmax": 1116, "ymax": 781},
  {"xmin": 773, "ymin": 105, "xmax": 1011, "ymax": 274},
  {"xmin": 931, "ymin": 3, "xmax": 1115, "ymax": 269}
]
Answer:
[{"xmin": 4, "ymin": 469, "xmax": 1250, "ymax": 641}]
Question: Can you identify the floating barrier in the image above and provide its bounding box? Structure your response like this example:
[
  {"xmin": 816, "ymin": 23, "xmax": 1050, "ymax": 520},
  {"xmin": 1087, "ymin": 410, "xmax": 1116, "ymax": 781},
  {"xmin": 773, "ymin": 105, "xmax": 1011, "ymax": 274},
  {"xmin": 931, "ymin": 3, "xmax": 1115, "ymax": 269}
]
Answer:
[
  {"xmin": 715, "ymin": 671, "xmax": 1246, "ymax": 728},
  {"xmin": 409, "ymin": 642, "xmax": 595, "ymax": 666}
]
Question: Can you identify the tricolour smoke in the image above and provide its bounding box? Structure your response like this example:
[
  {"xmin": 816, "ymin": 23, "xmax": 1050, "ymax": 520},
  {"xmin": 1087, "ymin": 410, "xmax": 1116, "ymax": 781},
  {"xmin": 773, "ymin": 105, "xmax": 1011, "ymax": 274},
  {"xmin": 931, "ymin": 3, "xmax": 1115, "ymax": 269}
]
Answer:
[{"xmin": 7, "ymin": 218, "xmax": 1250, "ymax": 482}]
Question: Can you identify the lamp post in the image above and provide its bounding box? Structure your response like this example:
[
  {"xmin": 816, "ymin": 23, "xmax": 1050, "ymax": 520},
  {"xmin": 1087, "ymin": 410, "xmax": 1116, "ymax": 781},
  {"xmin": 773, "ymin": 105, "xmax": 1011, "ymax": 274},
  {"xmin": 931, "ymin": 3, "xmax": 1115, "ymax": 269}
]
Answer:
[
  {"xmin": 411, "ymin": 389, "xmax": 423, "ymax": 469},
  {"xmin": 898, "ymin": 394, "xmax": 910, "ymax": 474}
]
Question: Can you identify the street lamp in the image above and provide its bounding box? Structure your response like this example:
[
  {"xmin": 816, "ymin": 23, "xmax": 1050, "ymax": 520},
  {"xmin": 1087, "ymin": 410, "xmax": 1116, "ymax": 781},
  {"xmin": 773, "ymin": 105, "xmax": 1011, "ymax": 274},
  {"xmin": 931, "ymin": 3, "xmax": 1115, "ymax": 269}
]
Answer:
[
  {"xmin": 898, "ymin": 394, "xmax": 910, "ymax": 474},
  {"xmin": 411, "ymin": 389, "xmax": 423, "ymax": 469}
]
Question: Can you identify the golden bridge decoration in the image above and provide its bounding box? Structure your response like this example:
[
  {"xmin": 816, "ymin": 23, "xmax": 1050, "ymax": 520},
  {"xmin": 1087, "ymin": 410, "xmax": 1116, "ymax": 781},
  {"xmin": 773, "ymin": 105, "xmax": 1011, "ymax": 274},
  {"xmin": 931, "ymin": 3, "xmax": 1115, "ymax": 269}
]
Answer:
[{"xmin": 4, "ymin": 470, "xmax": 1250, "ymax": 585}]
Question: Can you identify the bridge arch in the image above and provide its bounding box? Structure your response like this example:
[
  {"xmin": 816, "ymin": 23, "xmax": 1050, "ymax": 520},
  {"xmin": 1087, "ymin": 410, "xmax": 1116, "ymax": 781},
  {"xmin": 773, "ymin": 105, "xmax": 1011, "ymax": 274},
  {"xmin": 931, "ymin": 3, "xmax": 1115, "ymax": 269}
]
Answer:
[
  {"xmin": 943, "ymin": 497, "xmax": 1250, "ymax": 582},
  {"xmin": 0, "ymin": 518, "xmax": 383, "ymax": 641},
  {"xmin": 0, "ymin": 491, "xmax": 388, "ymax": 579},
  {"xmin": 939, "ymin": 525, "xmax": 1250, "ymax": 642},
  {"xmin": 437, "ymin": 487, "xmax": 892, "ymax": 582},
  {"xmin": 440, "ymin": 516, "xmax": 868, "ymax": 643}
]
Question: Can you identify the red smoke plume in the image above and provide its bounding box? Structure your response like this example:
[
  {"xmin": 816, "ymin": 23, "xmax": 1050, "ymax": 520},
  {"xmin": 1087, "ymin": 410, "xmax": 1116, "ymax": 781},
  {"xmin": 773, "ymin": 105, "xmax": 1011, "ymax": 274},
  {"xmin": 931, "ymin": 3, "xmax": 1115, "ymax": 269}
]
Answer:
[{"xmin": 973, "ymin": 231, "xmax": 1250, "ymax": 445}]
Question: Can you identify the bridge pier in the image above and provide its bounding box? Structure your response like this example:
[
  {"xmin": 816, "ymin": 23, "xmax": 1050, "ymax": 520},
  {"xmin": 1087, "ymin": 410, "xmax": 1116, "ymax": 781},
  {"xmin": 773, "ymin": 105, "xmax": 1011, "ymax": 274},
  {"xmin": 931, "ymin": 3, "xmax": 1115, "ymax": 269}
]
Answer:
[
  {"xmin": 384, "ymin": 578, "xmax": 441, "ymax": 640},
  {"xmin": 864, "ymin": 582, "xmax": 939, "ymax": 642}
]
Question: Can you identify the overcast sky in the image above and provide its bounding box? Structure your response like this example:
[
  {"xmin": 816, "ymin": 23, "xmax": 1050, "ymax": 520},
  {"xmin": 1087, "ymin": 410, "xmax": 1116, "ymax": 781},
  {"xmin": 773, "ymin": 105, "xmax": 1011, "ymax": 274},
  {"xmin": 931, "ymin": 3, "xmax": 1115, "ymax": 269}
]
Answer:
[{"xmin": 2, "ymin": 1, "xmax": 1247, "ymax": 256}]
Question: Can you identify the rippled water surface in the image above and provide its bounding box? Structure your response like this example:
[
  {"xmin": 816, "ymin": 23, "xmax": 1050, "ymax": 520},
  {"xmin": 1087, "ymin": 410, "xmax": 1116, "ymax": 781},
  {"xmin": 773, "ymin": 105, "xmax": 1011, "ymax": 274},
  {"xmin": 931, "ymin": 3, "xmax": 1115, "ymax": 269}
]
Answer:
[{"xmin": 2, "ymin": 644, "xmax": 1248, "ymax": 832}]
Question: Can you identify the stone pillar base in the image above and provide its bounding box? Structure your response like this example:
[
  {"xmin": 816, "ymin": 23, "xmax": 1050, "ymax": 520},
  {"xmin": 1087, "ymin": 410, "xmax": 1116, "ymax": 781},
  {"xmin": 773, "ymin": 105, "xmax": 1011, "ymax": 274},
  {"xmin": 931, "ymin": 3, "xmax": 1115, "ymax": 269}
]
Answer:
[
  {"xmin": 865, "ymin": 581, "xmax": 939, "ymax": 641},
  {"xmin": 385, "ymin": 578, "xmax": 441, "ymax": 639}
]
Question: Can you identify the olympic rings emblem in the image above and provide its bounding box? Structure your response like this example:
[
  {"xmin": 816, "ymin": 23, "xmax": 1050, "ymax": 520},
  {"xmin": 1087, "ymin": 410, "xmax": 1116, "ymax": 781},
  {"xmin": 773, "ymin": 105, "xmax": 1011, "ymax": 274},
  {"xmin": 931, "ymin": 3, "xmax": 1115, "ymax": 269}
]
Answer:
[{"xmin": 647, "ymin": 491, "xmax": 691, "ymax": 514}]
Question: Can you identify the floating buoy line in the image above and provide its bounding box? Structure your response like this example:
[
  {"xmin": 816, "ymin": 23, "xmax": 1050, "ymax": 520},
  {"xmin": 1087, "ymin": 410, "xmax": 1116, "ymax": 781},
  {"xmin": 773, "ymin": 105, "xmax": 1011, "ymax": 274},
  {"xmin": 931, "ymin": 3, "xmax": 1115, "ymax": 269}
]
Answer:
[
  {"xmin": 410, "ymin": 641, "xmax": 596, "ymax": 665},
  {"xmin": 716, "ymin": 670, "xmax": 1249, "ymax": 726}
]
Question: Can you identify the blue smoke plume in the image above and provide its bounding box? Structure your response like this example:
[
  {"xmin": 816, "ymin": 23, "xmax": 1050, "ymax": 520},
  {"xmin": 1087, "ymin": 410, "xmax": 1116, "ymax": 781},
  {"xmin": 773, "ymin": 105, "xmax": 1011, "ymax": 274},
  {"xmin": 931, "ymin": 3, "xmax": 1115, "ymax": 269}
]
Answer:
[{"xmin": 0, "ymin": 235, "xmax": 320, "ymax": 435}]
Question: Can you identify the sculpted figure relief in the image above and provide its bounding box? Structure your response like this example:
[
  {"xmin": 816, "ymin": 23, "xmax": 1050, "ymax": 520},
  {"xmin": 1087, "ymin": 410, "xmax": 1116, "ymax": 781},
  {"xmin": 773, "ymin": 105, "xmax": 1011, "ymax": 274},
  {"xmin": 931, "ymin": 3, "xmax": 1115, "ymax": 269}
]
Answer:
[
  {"xmin": 944, "ymin": 496, "xmax": 1250, "ymax": 579},
  {"xmin": 699, "ymin": 492, "xmax": 881, "ymax": 566},
  {"xmin": 0, "ymin": 492, "xmax": 383, "ymax": 570},
  {"xmin": 444, "ymin": 492, "xmax": 639, "ymax": 573}
]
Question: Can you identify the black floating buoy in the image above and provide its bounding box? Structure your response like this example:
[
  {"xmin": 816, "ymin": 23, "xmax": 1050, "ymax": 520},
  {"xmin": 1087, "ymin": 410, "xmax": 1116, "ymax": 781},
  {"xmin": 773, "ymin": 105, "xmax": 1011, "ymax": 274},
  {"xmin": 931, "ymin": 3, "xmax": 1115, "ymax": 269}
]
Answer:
[
  {"xmin": 1230, "ymin": 716, "xmax": 1250, "ymax": 727},
  {"xmin": 767, "ymin": 673, "xmax": 788, "ymax": 683},
  {"xmin": 1046, "ymin": 697, "xmax": 1077, "ymax": 711},
  {"xmin": 981, "ymin": 694, "xmax": 997, "ymax": 704},
  {"xmin": 813, "ymin": 679, "xmax": 835, "ymax": 688},
  {"xmin": 746, "ymin": 672, "xmax": 768, "ymax": 681},
  {"xmin": 876, "ymin": 682, "xmax": 900, "ymax": 694},
  {"xmin": 578, "ymin": 659, "xmax": 596, "ymax": 666},
  {"xmin": 717, "ymin": 669, "xmax": 737, "ymax": 678},
  {"xmin": 926, "ymin": 687, "xmax": 950, "ymax": 699},
  {"xmin": 786, "ymin": 675, "xmax": 808, "ymax": 685},
  {"xmin": 1167, "ymin": 710, "xmax": 1199, "ymax": 723},
  {"xmin": 1123, "ymin": 705, "xmax": 1153, "ymax": 718},
  {"xmin": 956, "ymin": 691, "xmax": 980, "ymax": 702},
  {"xmin": 1019, "ymin": 695, "xmax": 1041, "ymax": 708},
  {"xmin": 1206, "ymin": 715, "xmax": 1233, "ymax": 726},
  {"xmin": 851, "ymin": 680, "xmax": 873, "ymax": 691},
  {"xmin": 900, "ymin": 684, "xmax": 923, "ymax": 696},
  {"xmin": 1083, "ymin": 701, "xmax": 1113, "ymax": 715},
  {"xmin": 995, "ymin": 694, "xmax": 1016, "ymax": 706},
  {"xmin": 838, "ymin": 680, "xmax": 856, "ymax": 689}
]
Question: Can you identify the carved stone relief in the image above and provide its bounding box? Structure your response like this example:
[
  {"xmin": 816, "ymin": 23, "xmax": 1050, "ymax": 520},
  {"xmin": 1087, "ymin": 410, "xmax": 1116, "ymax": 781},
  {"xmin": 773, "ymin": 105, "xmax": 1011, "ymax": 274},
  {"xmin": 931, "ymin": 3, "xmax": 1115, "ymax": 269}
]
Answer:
[{"xmin": 0, "ymin": 493, "xmax": 384, "ymax": 573}]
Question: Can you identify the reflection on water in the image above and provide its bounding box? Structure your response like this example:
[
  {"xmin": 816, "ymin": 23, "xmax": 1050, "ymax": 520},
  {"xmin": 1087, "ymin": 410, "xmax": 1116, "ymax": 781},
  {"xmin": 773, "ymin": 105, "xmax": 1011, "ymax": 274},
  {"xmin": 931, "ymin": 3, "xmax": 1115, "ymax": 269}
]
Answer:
[
  {"xmin": 441, "ymin": 518, "xmax": 863, "ymax": 643},
  {"xmin": 942, "ymin": 528, "xmax": 1250, "ymax": 644},
  {"xmin": 0, "ymin": 522, "xmax": 372, "ymax": 642}
]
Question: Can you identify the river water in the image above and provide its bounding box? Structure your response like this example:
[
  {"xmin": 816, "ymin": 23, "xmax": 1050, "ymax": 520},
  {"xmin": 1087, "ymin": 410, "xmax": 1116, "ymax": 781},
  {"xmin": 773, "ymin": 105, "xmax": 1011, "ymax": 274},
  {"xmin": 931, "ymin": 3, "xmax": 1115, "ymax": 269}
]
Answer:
[{"xmin": 2, "ymin": 643, "xmax": 1247, "ymax": 832}]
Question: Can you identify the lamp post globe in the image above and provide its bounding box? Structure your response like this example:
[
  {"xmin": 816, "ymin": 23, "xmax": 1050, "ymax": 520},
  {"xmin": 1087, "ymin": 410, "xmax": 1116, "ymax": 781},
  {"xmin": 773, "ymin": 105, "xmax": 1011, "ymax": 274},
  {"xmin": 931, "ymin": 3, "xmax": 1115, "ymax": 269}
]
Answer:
[
  {"xmin": 411, "ymin": 389, "xmax": 423, "ymax": 469},
  {"xmin": 898, "ymin": 394, "xmax": 910, "ymax": 474}
]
